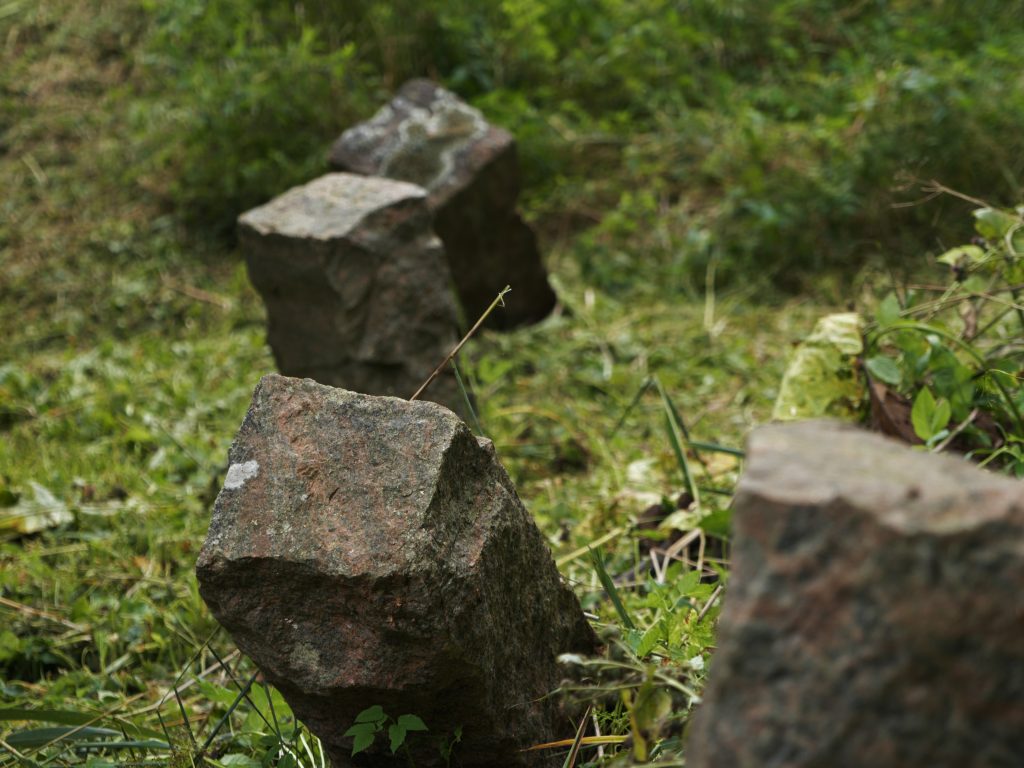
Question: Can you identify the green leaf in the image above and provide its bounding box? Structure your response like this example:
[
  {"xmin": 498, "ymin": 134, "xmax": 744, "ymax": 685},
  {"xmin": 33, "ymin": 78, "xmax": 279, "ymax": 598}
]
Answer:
[
  {"xmin": 634, "ymin": 621, "xmax": 664, "ymax": 658},
  {"xmin": 865, "ymin": 355, "xmax": 902, "ymax": 387},
  {"xmin": 354, "ymin": 705, "xmax": 386, "ymax": 725},
  {"xmin": 0, "ymin": 709, "xmax": 97, "ymax": 725},
  {"xmin": 936, "ymin": 245, "xmax": 985, "ymax": 267},
  {"xmin": 911, "ymin": 388, "xmax": 937, "ymax": 441},
  {"xmin": 217, "ymin": 755, "xmax": 261, "ymax": 768},
  {"xmin": 932, "ymin": 398, "xmax": 951, "ymax": 434},
  {"xmin": 697, "ymin": 506, "xmax": 732, "ymax": 539},
  {"xmin": 6, "ymin": 726, "xmax": 121, "ymax": 749},
  {"xmin": 0, "ymin": 709, "xmax": 164, "ymax": 741},
  {"xmin": 396, "ymin": 714, "xmax": 427, "ymax": 732},
  {"xmin": 676, "ymin": 569, "xmax": 702, "ymax": 596},
  {"xmin": 351, "ymin": 729, "xmax": 375, "ymax": 757},
  {"xmin": 876, "ymin": 293, "xmax": 901, "ymax": 328},
  {"xmin": 388, "ymin": 723, "xmax": 406, "ymax": 753},
  {"xmin": 196, "ymin": 680, "xmax": 239, "ymax": 708},
  {"xmin": 343, "ymin": 723, "xmax": 378, "ymax": 740},
  {"xmin": 973, "ymin": 207, "xmax": 1020, "ymax": 240}
]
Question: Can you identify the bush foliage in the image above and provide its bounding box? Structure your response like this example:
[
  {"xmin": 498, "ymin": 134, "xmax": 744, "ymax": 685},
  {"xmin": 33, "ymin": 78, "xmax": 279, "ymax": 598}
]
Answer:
[{"xmin": 135, "ymin": 0, "xmax": 1024, "ymax": 284}]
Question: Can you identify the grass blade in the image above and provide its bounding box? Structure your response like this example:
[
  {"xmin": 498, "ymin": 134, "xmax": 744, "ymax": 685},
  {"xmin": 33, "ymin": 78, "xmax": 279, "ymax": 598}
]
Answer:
[
  {"xmin": 6, "ymin": 727, "xmax": 121, "ymax": 749},
  {"xmin": 588, "ymin": 548, "xmax": 635, "ymax": 630},
  {"xmin": 452, "ymin": 360, "xmax": 485, "ymax": 436},
  {"xmin": 609, "ymin": 378, "xmax": 653, "ymax": 439},
  {"xmin": 0, "ymin": 710, "xmax": 95, "ymax": 725},
  {"xmin": 655, "ymin": 378, "xmax": 701, "ymax": 512},
  {"xmin": 687, "ymin": 440, "xmax": 745, "ymax": 458},
  {"xmin": 561, "ymin": 705, "xmax": 592, "ymax": 768}
]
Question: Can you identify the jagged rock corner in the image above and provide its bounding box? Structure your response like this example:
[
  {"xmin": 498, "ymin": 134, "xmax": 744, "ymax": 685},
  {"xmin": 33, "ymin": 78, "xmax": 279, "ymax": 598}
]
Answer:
[
  {"xmin": 686, "ymin": 420, "xmax": 1024, "ymax": 768},
  {"xmin": 196, "ymin": 374, "xmax": 597, "ymax": 767},
  {"xmin": 330, "ymin": 78, "xmax": 556, "ymax": 329}
]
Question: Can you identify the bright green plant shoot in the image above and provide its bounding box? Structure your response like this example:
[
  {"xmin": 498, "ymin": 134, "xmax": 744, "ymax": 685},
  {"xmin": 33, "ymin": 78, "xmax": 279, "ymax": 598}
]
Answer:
[{"xmin": 343, "ymin": 706, "xmax": 428, "ymax": 759}]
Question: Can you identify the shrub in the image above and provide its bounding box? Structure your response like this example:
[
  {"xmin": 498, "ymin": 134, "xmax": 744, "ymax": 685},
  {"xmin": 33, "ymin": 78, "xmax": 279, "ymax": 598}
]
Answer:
[{"xmin": 131, "ymin": 0, "xmax": 1024, "ymax": 287}]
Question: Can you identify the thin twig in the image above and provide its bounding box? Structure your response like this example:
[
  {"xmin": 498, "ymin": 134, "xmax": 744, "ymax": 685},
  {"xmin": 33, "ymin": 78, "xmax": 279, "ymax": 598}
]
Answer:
[
  {"xmin": 917, "ymin": 180, "xmax": 991, "ymax": 209},
  {"xmin": 696, "ymin": 585, "xmax": 723, "ymax": 623},
  {"xmin": 933, "ymin": 408, "xmax": 980, "ymax": 453},
  {"xmin": 160, "ymin": 275, "xmax": 233, "ymax": 310},
  {"xmin": 0, "ymin": 596, "xmax": 87, "ymax": 632},
  {"xmin": 410, "ymin": 286, "xmax": 511, "ymax": 401}
]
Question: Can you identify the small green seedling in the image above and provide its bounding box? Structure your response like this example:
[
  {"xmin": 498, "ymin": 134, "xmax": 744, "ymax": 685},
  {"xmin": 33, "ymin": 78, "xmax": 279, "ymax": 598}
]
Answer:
[{"xmin": 343, "ymin": 706, "xmax": 428, "ymax": 759}]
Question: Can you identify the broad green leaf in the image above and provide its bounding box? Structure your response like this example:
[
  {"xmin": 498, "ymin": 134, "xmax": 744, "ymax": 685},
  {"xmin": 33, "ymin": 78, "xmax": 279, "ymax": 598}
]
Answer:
[
  {"xmin": 351, "ymin": 729, "xmax": 375, "ymax": 756},
  {"xmin": 6, "ymin": 726, "xmax": 121, "ymax": 749},
  {"xmin": 936, "ymin": 245, "xmax": 985, "ymax": 267},
  {"xmin": 396, "ymin": 714, "xmax": 427, "ymax": 732},
  {"xmin": 911, "ymin": 388, "xmax": 937, "ymax": 441},
  {"xmin": 876, "ymin": 294, "xmax": 901, "ymax": 328},
  {"xmin": 632, "ymin": 685, "xmax": 672, "ymax": 733},
  {"xmin": 973, "ymin": 207, "xmax": 1021, "ymax": 240},
  {"xmin": 343, "ymin": 722, "xmax": 377, "ymax": 739},
  {"xmin": 216, "ymin": 754, "xmax": 260, "ymax": 768},
  {"xmin": 635, "ymin": 621, "xmax": 664, "ymax": 658},
  {"xmin": 698, "ymin": 506, "xmax": 731, "ymax": 539},
  {"xmin": 0, "ymin": 709, "xmax": 97, "ymax": 725},
  {"xmin": 354, "ymin": 705, "xmax": 386, "ymax": 725},
  {"xmin": 388, "ymin": 723, "xmax": 406, "ymax": 753},
  {"xmin": 932, "ymin": 398, "xmax": 951, "ymax": 434},
  {"xmin": 929, "ymin": 351, "xmax": 974, "ymax": 421},
  {"xmin": 196, "ymin": 680, "xmax": 239, "ymax": 708},
  {"xmin": 0, "ymin": 710, "xmax": 163, "ymax": 741},
  {"xmin": 1012, "ymin": 227, "xmax": 1024, "ymax": 256},
  {"xmin": 676, "ymin": 569, "xmax": 702, "ymax": 596},
  {"xmin": 242, "ymin": 683, "xmax": 293, "ymax": 735},
  {"xmin": 865, "ymin": 355, "xmax": 902, "ymax": 386}
]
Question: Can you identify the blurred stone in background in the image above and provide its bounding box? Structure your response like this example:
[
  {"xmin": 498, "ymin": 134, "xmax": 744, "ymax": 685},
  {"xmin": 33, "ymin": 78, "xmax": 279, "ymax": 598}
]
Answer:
[{"xmin": 330, "ymin": 78, "xmax": 557, "ymax": 329}]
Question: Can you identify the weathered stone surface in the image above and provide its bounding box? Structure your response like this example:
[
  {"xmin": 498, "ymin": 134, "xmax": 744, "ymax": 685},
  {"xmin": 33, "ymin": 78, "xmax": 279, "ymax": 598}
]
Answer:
[
  {"xmin": 329, "ymin": 78, "xmax": 556, "ymax": 329},
  {"xmin": 686, "ymin": 420, "xmax": 1024, "ymax": 768},
  {"xmin": 238, "ymin": 173, "xmax": 462, "ymax": 413},
  {"xmin": 197, "ymin": 374, "xmax": 596, "ymax": 767}
]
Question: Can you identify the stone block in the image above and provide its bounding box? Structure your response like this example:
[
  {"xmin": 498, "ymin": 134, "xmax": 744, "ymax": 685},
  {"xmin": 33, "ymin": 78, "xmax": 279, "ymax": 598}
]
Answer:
[
  {"xmin": 686, "ymin": 420, "xmax": 1024, "ymax": 768},
  {"xmin": 329, "ymin": 79, "xmax": 556, "ymax": 329},
  {"xmin": 197, "ymin": 375, "xmax": 596, "ymax": 767},
  {"xmin": 238, "ymin": 173, "xmax": 462, "ymax": 412}
]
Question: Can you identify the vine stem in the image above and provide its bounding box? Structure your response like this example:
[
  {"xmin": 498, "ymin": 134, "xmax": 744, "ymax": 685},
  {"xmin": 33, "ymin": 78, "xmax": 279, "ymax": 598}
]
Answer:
[{"xmin": 410, "ymin": 286, "xmax": 511, "ymax": 401}]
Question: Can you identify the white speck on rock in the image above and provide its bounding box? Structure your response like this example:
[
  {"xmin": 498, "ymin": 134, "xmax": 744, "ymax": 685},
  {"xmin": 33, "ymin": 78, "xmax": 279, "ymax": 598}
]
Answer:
[{"xmin": 224, "ymin": 460, "xmax": 260, "ymax": 490}]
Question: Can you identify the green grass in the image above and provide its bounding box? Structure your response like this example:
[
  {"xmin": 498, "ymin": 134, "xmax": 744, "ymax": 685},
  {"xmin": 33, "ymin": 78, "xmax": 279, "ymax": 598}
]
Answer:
[{"xmin": 2, "ymin": 0, "xmax": 968, "ymax": 765}]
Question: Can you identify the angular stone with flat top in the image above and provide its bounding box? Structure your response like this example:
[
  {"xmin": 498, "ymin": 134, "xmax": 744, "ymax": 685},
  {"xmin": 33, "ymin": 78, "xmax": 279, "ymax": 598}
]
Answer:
[
  {"xmin": 238, "ymin": 173, "xmax": 461, "ymax": 412},
  {"xmin": 686, "ymin": 420, "xmax": 1024, "ymax": 768},
  {"xmin": 330, "ymin": 79, "xmax": 556, "ymax": 329},
  {"xmin": 196, "ymin": 375, "xmax": 597, "ymax": 767}
]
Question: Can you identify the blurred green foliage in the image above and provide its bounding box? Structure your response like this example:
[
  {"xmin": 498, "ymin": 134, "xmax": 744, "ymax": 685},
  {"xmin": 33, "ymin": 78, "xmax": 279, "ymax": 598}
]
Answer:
[{"xmin": 134, "ymin": 0, "xmax": 1024, "ymax": 284}]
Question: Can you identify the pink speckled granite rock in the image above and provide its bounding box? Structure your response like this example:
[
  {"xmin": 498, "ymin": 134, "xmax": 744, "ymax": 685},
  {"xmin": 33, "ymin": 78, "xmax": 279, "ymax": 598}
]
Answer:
[
  {"xmin": 686, "ymin": 420, "xmax": 1024, "ymax": 768},
  {"xmin": 197, "ymin": 374, "xmax": 596, "ymax": 767}
]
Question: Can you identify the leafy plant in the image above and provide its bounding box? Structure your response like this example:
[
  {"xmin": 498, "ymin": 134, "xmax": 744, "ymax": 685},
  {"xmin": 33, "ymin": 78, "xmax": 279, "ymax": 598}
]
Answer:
[
  {"xmin": 860, "ymin": 200, "xmax": 1024, "ymax": 470},
  {"xmin": 343, "ymin": 706, "xmax": 428, "ymax": 761}
]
